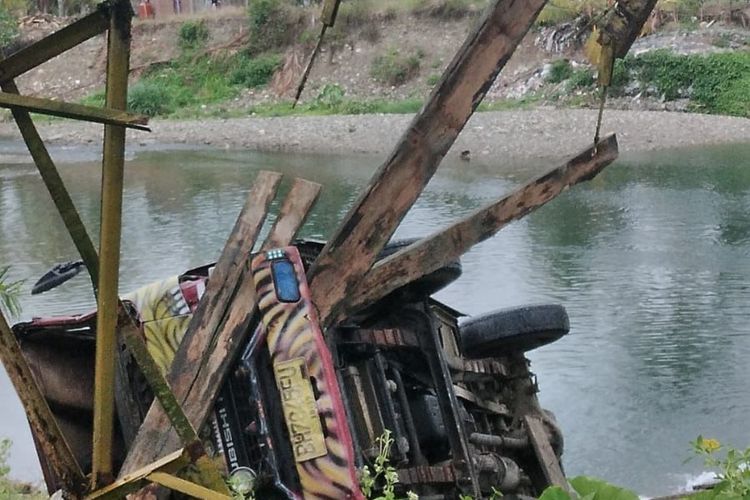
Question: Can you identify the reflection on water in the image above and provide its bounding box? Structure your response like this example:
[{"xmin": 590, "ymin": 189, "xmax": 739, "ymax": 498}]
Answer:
[{"xmin": 1, "ymin": 140, "xmax": 750, "ymax": 496}]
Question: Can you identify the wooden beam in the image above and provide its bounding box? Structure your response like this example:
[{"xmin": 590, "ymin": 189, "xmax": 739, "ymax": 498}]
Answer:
[
  {"xmin": 347, "ymin": 135, "xmax": 618, "ymax": 315},
  {"xmin": 261, "ymin": 177, "xmax": 321, "ymax": 250},
  {"xmin": 0, "ymin": 91, "xmax": 149, "ymax": 130},
  {"xmin": 306, "ymin": 0, "xmax": 549, "ymax": 328},
  {"xmin": 91, "ymin": 0, "xmax": 132, "ymax": 487},
  {"xmin": 0, "ymin": 5, "xmax": 109, "ymax": 82},
  {"xmin": 0, "ymin": 311, "xmax": 86, "ymax": 495},
  {"xmin": 86, "ymin": 449, "xmax": 188, "ymax": 500},
  {"xmin": 119, "ymin": 171, "xmax": 283, "ymax": 477},
  {"xmin": 600, "ymin": 0, "xmax": 659, "ymax": 58},
  {"xmin": 3, "ymin": 79, "xmax": 100, "ymax": 291},
  {"xmin": 146, "ymin": 472, "xmax": 231, "ymax": 500},
  {"xmin": 118, "ymin": 317, "xmax": 230, "ymax": 495},
  {"xmin": 524, "ymin": 415, "xmax": 569, "ymax": 489},
  {"xmin": 120, "ymin": 175, "xmax": 321, "ymax": 488}
]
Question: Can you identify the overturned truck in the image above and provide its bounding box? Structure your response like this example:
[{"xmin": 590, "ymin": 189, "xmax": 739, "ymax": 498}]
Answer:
[{"xmin": 0, "ymin": 0, "xmax": 654, "ymax": 498}]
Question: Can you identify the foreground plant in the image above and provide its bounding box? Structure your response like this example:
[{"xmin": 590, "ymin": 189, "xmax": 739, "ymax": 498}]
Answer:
[
  {"xmin": 539, "ymin": 476, "xmax": 638, "ymax": 500},
  {"xmin": 360, "ymin": 430, "xmax": 416, "ymax": 500},
  {"xmin": 0, "ymin": 266, "xmax": 23, "ymax": 318},
  {"xmin": 689, "ymin": 436, "xmax": 750, "ymax": 498},
  {"xmin": 0, "ymin": 439, "xmax": 46, "ymax": 499}
]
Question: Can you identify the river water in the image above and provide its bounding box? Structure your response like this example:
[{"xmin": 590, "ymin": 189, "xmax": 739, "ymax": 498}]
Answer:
[{"xmin": 1, "ymin": 139, "xmax": 749, "ymax": 497}]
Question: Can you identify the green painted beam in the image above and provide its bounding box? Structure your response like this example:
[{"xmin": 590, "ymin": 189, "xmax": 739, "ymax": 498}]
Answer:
[{"xmin": 0, "ymin": 91, "xmax": 149, "ymax": 130}]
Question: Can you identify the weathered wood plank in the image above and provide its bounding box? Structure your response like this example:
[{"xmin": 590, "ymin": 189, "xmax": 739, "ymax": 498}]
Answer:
[
  {"xmin": 119, "ymin": 171, "xmax": 282, "ymax": 477},
  {"xmin": 86, "ymin": 449, "xmax": 187, "ymax": 500},
  {"xmin": 524, "ymin": 415, "xmax": 569, "ymax": 489},
  {"xmin": 122, "ymin": 176, "xmax": 321, "ymax": 489},
  {"xmin": 0, "ymin": 91, "xmax": 149, "ymax": 130},
  {"xmin": 2, "ymin": 79, "xmax": 100, "ymax": 291},
  {"xmin": 347, "ymin": 135, "xmax": 618, "ymax": 315},
  {"xmin": 0, "ymin": 311, "xmax": 86, "ymax": 495},
  {"xmin": 599, "ymin": 0, "xmax": 659, "ymax": 58},
  {"xmin": 0, "ymin": 5, "xmax": 109, "ymax": 82},
  {"xmin": 307, "ymin": 0, "xmax": 549, "ymax": 328},
  {"xmin": 261, "ymin": 177, "xmax": 321, "ymax": 250}
]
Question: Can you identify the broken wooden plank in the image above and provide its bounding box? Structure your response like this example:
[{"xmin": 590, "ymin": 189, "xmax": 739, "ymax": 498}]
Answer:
[
  {"xmin": 86, "ymin": 449, "xmax": 188, "ymax": 500},
  {"xmin": 0, "ymin": 91, "xmax": 149, "ymax": 130},
  {"xmin": 261, "ymin": 177, "xmax": 321, "ymax": 250},
  {"xmin": 145, "ymin": 472, "xmax": 231, "ymax": 500},
  {"xmin": 307, "ymin": 0, "xmax": 549, "ymax": 328},
  {"xmin": 91, "ymin": 0, "xmax": 133, "ymax": 486},
  {"xmin": 119, "ymin": 171, "xmax": 283, "ymax": 476},
  {"xmin": 0, "ymin": 5, "xmax": 109, "ymax": 82},
  {"xmin": 347, "ymin": 135, "xmax": 618, "ymax": 315},
  {"xmin": 118, "ymin": 316, "xmax": 230, "ymax": 495},
  {"xmin": 121, "ymin": 175, "xmax": 320, "ymax": 494},
  {"xmin": 599, "ymin": 0, "xmax": 659, "ymax": 58},
  {"xmin": 3, "ymin": 79, "xmax": 100, "ymax": 291},
  {"xmin": 129, "ymin": 177, "xmax": 323, "ymax": 480},
  {"xmin": 0, "ymin": 311, "xmax": 86, "ymax": 495},
  {"xmin": 524, "ymin": 415, "xmax": 569, "ymax": 489}
]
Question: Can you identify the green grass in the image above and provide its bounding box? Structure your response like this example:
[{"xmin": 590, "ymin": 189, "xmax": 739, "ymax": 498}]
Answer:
[
  {"xmin": 614, "ymin": 50, "xmax": 750, "ymax": 117},
  {"xmin": 82, "ymin": 52, "xmax": 281, "ymax": 118},
  {"xmin": 0, "ymin": 439, "xmax": 45, "ymax": 499},
  {"xmin": 371, "ymin": 48, "xmax": 423, "ymax": 86}
]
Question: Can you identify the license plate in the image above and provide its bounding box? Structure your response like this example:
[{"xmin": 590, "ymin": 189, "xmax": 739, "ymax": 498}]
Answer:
[{"xmin": 274, "ymin": 357, "xmax": 327, "ymax": 462}]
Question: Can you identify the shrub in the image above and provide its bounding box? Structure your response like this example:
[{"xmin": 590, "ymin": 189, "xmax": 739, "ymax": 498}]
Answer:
[
  {"xmin": 371, "ymin": 48, "xmax": 422, "ymax": 86},
  {"xmin": 619, "ymin": 50, "xmax": 750, "ymax": 116},
  {"xmin": 691, "ymin": 436, "xmax": 750, "ymax": 498},
  {"xmin": 229, "ymin": 54, "xmax": 282, "ymax": 88},
  {"xmin": 128, "ymin": 81, "xmax": 174, "ymax": 116},
  {"xmin": 247, "ymin": 0, "xmax": 303, "ymax": 55},
  {"xmin": 546, "ymin": 59, "xmax": 573, "ymax": 84},
  {"xmin": 0, "ymin": 267, "xmax": 22, "ymax": 319},
  {"xmin": 413, "ymin": 0, "xmax": 484, "ymax": 19},
  {"xmin": 178, "ymin": 20, "xmax": 210, "ymax": 52},
  {"xmin": 567, "ymin": 67, "xmax": 595, "ymax": 90},
  {"xmin": 0, "ymin": 5, "xmax": 18, "ymax": 49},
  {"xmin": 312, "ymin": 83, "xmax": 346, "ymax": 109}
]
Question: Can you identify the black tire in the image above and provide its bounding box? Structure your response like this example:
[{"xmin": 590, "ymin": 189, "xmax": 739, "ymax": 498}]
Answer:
[{"xmin": 459, "ymin": 304, "xmax": 569, "ymax": 359}]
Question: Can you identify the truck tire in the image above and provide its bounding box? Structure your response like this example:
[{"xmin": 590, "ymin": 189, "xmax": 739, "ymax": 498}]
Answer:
[{"xmin": 459, "ymin": 304, "xmax": 569, "ymax": 359}]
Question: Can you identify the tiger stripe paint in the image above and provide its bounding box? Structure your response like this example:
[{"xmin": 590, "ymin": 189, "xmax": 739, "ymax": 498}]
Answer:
[{"xmin": 251, "ymin": 247, "xmax": 364, "ymax": 500}]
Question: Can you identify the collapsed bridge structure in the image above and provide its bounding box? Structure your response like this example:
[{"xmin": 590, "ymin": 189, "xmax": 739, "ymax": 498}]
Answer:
[{"xmin": 0, "ymin": 0, "xmax": 656, "ymax": 498}]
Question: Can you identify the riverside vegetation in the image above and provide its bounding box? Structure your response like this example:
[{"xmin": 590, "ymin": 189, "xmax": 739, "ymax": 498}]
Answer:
[{"xmin": 1, "ymin": 0, "xmax": 749, "ymax": 119}]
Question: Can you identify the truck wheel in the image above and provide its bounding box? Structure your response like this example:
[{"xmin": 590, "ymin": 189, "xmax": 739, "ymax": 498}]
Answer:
[{"xmin": 459, "ymin": 304, "xmax": 569, "ymax": 359}]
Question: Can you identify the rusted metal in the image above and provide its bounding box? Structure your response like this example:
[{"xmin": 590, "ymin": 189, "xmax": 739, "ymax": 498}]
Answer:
[
  {"xmin": 0, "ymin": 91, "xmax": 149, "ymax": 130},
  {"xmin": 0, "ymin": 310, "xmax": 86, "ymax": 495},
  {"xmin": 469, "ymin": 432, "xmax": 528, "ymax": 450},
  {"xmin": 91, "ymin": 0, "xmax": 133, "ymax": 487},
  {"xmin": 348, "ymin": 134, "xmax": 619, "ymax": 316},
  {"xmin": 307, "ymin": 0, "xmax": 550, "ymax": 329},
  {"xmin": 398, "ymin": 464, "xmax": 457, "ymax": 485},
  {"xmin": 421, "ymin": 311, "xmax": 481, "ymax": 497}
]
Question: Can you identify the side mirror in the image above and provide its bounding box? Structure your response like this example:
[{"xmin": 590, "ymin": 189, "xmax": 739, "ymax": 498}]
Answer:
[{"xmin": 31, "ymin": 261, "xmax": 85, "ymax": 295}]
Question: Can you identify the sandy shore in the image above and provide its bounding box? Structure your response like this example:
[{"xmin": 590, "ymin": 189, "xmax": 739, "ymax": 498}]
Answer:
[{"xmin": 1, "ymin": 108, "xmax": 749, "ymax": 162}]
